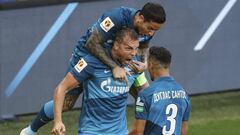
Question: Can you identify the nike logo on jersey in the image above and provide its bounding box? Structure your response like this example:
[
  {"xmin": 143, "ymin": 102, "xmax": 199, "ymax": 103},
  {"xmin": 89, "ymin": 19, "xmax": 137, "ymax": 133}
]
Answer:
[{"xmin": 104, "ymin": 69, "xmax": 111, "ymax": 73}]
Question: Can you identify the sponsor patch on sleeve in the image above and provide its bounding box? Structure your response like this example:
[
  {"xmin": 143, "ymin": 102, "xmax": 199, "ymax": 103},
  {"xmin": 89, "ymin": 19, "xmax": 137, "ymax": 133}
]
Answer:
[
  {"xmin": 100, "ymin": 17, "xmax": 115, "ymax": 32},
  {"xmin": 136, "ymin": 106, "xmax": 144, "ymax": 112},
  {"xmin": 74, "ymin": 58, "xmax": 87, "ymax": 73},
  {"xmin": 136, "ymin": 97, "xmax": 144, "ymax": 112}
]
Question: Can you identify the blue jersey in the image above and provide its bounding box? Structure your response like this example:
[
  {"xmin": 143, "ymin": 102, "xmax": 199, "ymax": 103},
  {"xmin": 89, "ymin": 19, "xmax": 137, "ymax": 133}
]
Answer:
[
  {"xmin": 135, "ymin": 77, "xmax": 191, "ymax": 135},
  {"xmin": 72, "ymin": 6, "xmax": 153, "ymax": 59},
  {"xmin": 70, "ymin": 51, "xmax": 141, "ymax": 135}
]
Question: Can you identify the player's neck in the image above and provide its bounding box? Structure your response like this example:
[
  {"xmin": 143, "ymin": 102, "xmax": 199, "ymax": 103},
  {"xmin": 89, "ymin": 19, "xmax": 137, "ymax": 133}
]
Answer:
[{"xmin": 152, "ymin": 70, "xmax": 170, "ymax": 81}]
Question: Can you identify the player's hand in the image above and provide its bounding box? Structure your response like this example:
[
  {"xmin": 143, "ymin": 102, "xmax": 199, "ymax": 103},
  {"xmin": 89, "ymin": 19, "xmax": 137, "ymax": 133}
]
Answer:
[
  {"xmin": 112, "ymin": 66, "xmax": 131, "ymax": 86},
  {"xmin": 129, "ymin": 60, "xmax": 147, "ymax": 73},
  {"xmin": 51, "ymin": 121, "xmax": 66, "ymax": 135}
]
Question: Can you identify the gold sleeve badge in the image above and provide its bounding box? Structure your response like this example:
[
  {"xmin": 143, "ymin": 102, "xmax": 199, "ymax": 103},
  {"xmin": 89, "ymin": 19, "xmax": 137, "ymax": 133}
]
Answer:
[
  {"xmin": 100, "ymin": 17, "xmax": 115, "ymax": 32},
  {"xmin": 74, "ymin": 58, "xmax": 87, "ymax": 73}
]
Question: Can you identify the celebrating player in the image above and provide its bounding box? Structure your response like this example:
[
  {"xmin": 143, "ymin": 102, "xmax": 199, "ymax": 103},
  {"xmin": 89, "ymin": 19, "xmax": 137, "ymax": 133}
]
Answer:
[
  {"xmin": 129, "ymin": 46, "xmax": 191, "ymax": 135},
  {"xmin": 52, "ymin": 28, "xmax": 148, "ymax": 135},
  {"xmin": 20, "ymin": 2, "xmax": 166, "ymax": 135}
]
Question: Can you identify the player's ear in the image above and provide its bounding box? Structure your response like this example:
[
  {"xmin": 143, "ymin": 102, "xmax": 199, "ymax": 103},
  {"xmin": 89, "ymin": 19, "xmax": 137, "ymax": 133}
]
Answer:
[
  {"xmin": 135, "ymin": 12, "xmax": 144, "ymax": 24},
  {"xmin": 112, "ymin": 43, "xmax": 119, "ymax": 52},
  {"xmin": 147, "ymin": 60, "xmax": 152, "ymax": 70},
  {"xmin": 139, "ymin": 14, "xmax": 145, "ymax": 23},
  {"xmin": 115, "ymin": 41, "xmax": 120, "ymax": 49}
]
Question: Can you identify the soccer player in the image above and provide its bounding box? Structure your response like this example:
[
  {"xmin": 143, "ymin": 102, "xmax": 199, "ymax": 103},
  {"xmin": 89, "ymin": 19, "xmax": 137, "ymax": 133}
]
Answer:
[
  {"xmin": 51, "ymin": 28, "xmax": 147, "ymax": 135},
  {"xmin": 20, "ymin": 2, "xmax": 166, "ymax": 135},
  {"xmin": 129, "ymin": 46, "xmax": 191, "ymax": 135}
]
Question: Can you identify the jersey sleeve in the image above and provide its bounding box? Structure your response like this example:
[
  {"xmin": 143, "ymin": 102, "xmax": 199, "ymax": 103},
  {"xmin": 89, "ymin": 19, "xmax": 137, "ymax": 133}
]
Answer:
[
  {"xmin": 70, "ymin": 56, "xmax": 94, "ymax": 82},
  {"xmin": 135, "ymin": 92, "xmax": 149, "ymax": 120},
  {"xmin": 93, "ymin": 8, "xmax": 125, "ymax": 42},
  {"xmin": 139, "ymin": 35, "xmax": 153, "ymax": 46},
  {"xmin": 182, "ymin": 99, "xmax": 191, "ymax": 121}
]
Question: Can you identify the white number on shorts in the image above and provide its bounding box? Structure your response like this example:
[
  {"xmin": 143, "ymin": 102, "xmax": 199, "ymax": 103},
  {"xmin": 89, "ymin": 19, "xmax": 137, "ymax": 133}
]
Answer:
[{"xmin": 162, "ymin": 104, "xmax": 178, "ymax": 135}]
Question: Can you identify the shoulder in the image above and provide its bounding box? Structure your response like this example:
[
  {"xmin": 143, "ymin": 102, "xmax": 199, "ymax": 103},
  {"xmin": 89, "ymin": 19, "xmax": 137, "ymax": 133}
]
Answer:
[
  {"xmin": 184, "ymin": 90, "xmax": 191, "ymax": 103},
  {"xmin": 119, "ymin": 6, "xmax": 136, "ymax": 15},
  {"xmin": 102, "ymin": 6, "xmax": 136, "ymax": 23},
  {"xmin": 138, "ymin": 83, "xmax": 157, "ymax": 98},
  {"xmin": 82, "ymin": 54, "xmax": 105, "ymax": 68},
  {"xmin": 119, "ymin": 7, "xmax": 137, "ymax": 24},
  {"xmin": 171, "ymin": 79, "xmax": 185, "ymax": 91},
  {"xmin": 107, "ymin": 6, "xmax": 136, "ymax": 15}
]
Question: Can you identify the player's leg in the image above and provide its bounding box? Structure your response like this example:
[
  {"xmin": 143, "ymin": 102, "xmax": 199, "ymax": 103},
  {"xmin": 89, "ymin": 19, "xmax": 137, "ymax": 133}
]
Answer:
[
  {"xmin": 129, "ymin": 72, "xmax": 149, "ymax": 99},
  {"xmin": 20, "ymin": 86, "xmax": 82, "ymax": 135}
]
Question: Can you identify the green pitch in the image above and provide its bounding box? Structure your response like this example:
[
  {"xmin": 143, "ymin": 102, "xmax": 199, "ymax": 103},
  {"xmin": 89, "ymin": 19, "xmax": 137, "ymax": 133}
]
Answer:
[{"xmin": 1, "ymin": 91, "xmax": 240, "ymax": 135}]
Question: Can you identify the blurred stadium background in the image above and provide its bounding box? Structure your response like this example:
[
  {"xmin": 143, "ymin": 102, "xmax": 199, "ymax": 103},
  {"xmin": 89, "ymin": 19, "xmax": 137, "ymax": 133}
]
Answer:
[{"xmin": 0, "ymin": 0, "xmax": 240, "ymax": 134}]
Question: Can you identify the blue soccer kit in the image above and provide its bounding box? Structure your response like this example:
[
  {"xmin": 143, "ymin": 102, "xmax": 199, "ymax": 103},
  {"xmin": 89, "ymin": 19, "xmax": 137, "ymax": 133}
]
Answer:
[
  {"xmin": 135, "ymin": 76, "xmax": 191, "ymax": 135},
  {"xmin": 71, "ymin": 49, "xmax": 141, "ymax": 135}
]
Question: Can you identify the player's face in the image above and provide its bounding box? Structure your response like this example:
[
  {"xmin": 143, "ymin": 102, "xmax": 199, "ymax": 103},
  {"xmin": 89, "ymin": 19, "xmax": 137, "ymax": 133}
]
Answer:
[
  {"xmin": 116, "ymin": 37, "xmax": 139, "ymax": 65},
  {"xmin": 136, "ymin": 18, "xmax": 161, "ymax": 36}
]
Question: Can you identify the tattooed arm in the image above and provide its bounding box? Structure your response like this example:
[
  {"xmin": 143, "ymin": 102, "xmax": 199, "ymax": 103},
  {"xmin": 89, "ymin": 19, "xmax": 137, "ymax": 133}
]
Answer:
[
  {"xmin": 86, "ymin": 30, "xmax": 117, "ymax": 68},
  {"xmin": 85, "ymin": 30, "xmax": 128, "ymax": 81},
  {"xmin": 52, "ymin": 73, "xmax": 79, "ymax": 135}
]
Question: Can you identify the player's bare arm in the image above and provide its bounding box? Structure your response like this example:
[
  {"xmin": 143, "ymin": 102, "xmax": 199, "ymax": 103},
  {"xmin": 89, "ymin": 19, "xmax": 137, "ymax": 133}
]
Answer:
[
  {"xmin": 181, "ymin": 121, "xmax": 188, "ymax": 135},
  {"xmin": 62, "ymin": 93, "xmax": 79, "ymax": 111},
  {"xmin": 128, "ymin": 119, "xmax": 146, "ymax": 135},
  {"xmin": 52, "ymin": 73, "xmax": 79, "ymax": 135},
  {"xmin": 86, "ymin": 30, "xmax": 117, "ymax": 69},
  {"xmin": 85, "ymin": 30, "xmax": 128, "ymax": 81}
]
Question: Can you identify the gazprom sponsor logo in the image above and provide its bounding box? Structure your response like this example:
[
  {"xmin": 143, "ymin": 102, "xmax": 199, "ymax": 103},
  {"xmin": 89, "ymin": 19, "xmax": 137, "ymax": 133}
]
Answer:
[{"xmin": 100, "ymin": 78, "xmax": 129, "ymax": 94}]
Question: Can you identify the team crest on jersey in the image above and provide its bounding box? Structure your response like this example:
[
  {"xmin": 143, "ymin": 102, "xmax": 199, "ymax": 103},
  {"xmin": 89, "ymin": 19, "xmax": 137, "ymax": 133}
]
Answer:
[
  {"xmin": 74, "ymin": 59, "xmax": 87, "ymax": 73},
  {"xmin": 100, "ymin": 17, "xmax": 114, "ymax": 32}
]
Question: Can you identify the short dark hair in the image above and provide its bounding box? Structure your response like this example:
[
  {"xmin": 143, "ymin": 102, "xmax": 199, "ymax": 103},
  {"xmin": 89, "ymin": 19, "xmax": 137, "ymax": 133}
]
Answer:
[
  {"xmin": 140, "ymin": 2, "xmax": 166, "ymax": 24},
  {"xmin": 115, "ymin": 27, "xmax": 138, "ymax": 43},
  {"xmin": 149, "ymin": 46, "xmax": 171, "ymax": 68}
]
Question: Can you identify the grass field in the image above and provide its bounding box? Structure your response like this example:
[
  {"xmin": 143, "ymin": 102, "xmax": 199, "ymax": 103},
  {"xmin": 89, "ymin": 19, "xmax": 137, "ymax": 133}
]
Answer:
[{"xmin": 1, "ymin": 91, "xmax": 240, "ymax": 135}]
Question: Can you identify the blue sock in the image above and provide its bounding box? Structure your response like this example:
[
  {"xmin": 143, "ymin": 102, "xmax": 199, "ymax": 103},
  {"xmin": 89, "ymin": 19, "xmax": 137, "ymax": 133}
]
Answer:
[{"xmin": 30, "ymin": 101, "xmax": 54, "ymax": 132}]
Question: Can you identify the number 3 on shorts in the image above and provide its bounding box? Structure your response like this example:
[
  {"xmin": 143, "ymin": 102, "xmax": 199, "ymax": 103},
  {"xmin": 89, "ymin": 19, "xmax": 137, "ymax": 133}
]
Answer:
[{"xmin": 162, "ymin": 104, "xmax": 178, "ymax": 135}]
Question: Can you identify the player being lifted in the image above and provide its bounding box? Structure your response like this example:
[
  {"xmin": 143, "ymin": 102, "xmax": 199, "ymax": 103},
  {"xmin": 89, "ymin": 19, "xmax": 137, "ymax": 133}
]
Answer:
[
  {"xmin": 20, "ymin": 2, "xmax": 166, "ymax": 135},
  {"xmin": 52, "ymin": 28, "xmax": 148, "ymax": 135},
  {"xmin": 129, "ymin": 46, "xmax": 191, "ymax": 135}
]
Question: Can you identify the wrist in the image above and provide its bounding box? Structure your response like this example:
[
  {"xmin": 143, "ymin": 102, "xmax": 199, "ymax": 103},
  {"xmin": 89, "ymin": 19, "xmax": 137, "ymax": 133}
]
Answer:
[
  {"xmin": 110, "ymin": 63, "xmax": 118, "ymax": 70},
  {"xmin": 54, "ymin": 118, "xmax": 62, "ymax": 123}
]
